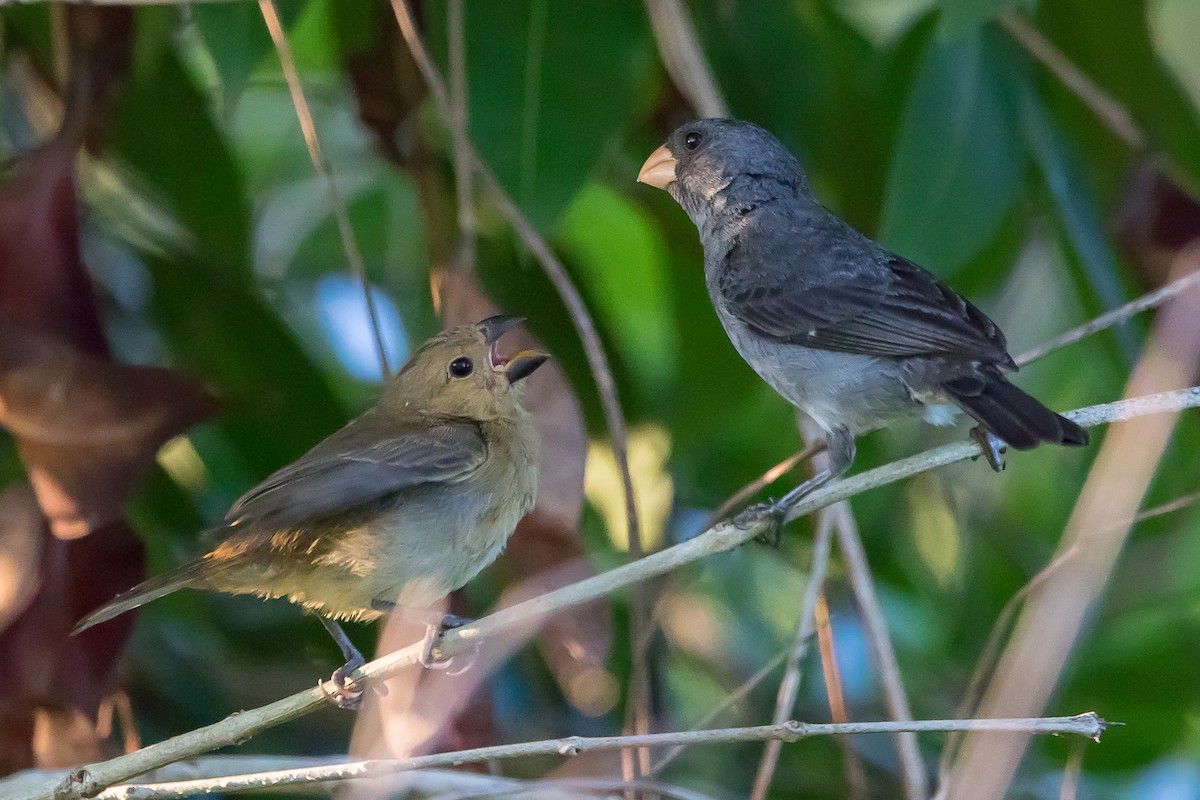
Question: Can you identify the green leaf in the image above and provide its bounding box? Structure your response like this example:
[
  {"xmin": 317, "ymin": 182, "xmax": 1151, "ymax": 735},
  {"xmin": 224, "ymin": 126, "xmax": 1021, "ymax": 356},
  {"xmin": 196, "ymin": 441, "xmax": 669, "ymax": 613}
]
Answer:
[
  {"xmin": 1037, "ymin": 0, "xmax": 1200, "ymax": 185},
  {"xmin": 428, "ymin": 0, "xmax": 654, "ymax": 229},
  {"xmin": 112, "ymin": 36, "xmax": 252, "ymax": 274},
  {"xmin": 1021, "ymin": 88, "xmax": 1138, "ymax": 360},
  {"xmin": 557, "ymin": 182, "xmax": 677, "ymax": 393},
  {"xmin": 192, "ymin": 0, "xmax": 306, "ymax": 109},
  {"xmin": 936, "ymin": 0, "xmax": 1029, "ymax": 40},
  {"xmin": 879, "ymin": 28, "xmax": 1025, "ymax": 273},
  {"xmin": 144, "ymin": 250, "xmax": 347, "ymax": 475}
]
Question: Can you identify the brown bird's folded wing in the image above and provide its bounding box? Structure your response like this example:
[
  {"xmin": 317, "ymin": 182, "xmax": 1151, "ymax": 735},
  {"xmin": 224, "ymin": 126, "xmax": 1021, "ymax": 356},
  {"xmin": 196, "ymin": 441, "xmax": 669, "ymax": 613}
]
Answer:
[
  {"xmin": 226, "ymin": 416, "xmax": 488, "ymax": 528},
  {"xmin": 718, "ymin": 249, "xmax": 1015, "ymax": 368}
]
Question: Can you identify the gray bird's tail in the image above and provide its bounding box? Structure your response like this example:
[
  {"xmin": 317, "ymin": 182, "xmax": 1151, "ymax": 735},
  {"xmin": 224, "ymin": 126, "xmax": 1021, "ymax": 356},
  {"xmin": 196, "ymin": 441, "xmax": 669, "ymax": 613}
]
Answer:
[
  {"xmin": 73, "ymin": 560, "xmax": 209, "ymax": 635},
  {"xmin": 941, "ymin": 370, "xmax": 1088, "ymax": 451}
]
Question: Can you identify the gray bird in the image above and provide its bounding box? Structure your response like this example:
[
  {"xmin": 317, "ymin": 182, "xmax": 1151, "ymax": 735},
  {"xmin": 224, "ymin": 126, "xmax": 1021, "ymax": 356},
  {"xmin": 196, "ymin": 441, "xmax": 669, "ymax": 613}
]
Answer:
[
  {"xmin": 74, "ymin": 316, "xmax": 547, "ymax": 705},
  {"xmin": 639, "ymin": 119, "xmax": 1086, "ymax": 516}
]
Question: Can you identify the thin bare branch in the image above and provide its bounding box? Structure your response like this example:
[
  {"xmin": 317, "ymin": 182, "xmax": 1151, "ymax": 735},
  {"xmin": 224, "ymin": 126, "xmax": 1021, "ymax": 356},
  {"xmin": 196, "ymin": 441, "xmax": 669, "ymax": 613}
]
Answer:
[
  {"xmin": 447, "ymin": 0, "xmax": 476, "ymax": 276},
  {"xmin": 816, "ymin": 590, "xmax": 870, "ymax": 799},
  {"xmin": 23, "ymin": 387, "xmax": 1199, "ymax": 800},
  {"xmin": 97, "ymin": 715, "xmax": 1106, "ymax": 799},
  {"xmin": 1016, "ymin": 269, "xmax": 1200, "ymax": 365},
  {"xmin": 649, "ymin": 648, "xmax": 789, "ymax": 775},
  {"xmin": 643, "ymin": 0, "xmax": 728, "ymax": 118},
  {"xmin": 749, "ymin": 510, "xmax": 835, "ymax": 800},
  {"xmin": 706, "ymin": 444, "xmax": 822, "ymax": 525},
  {"xmin": 999, "ymin": 12, "xmax": 1146, "ymax": 150},
  {"xmin": 833, "ymin": 501, "xmax": 929, "ymax": 799},
  {"xmin": 258, "ymin": 0, "xmax": 390, "ymax": 377}
]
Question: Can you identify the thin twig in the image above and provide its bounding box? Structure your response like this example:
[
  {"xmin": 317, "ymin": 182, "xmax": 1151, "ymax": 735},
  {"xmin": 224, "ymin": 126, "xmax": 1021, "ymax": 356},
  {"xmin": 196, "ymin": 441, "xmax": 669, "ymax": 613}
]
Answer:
[
  {"xmin": 832, "ymin": 501, "xmax": 930, "ymax": 799},
  {"xmin": 25, "ymin": 388, "xmax": 1199, "ymax": 800},
  {"xmin": 447, "ymin": 0, "xmax": 476, "ymax": 276},
  {"xmin": 96, "ymin": 715, "xmax": 1106, "ymax": 799},
  {"xmin": 999, "ymin": 12, "xmax": 1146, "ymax": 150},
  {"xmin": 748, "ymin": 510, "xmax": 835, "ymax": 800},
  {"xmin": 258, "ymin": 0, "xmax": 390, "ymax": 378},
  {"xmin": 706, "ymin": 444, "xmax": 822, "ymax": 526},
  {"xmin": 1016, "ymin": 269, "xmax": 1200, "ymax": 365},
  {"xmin": 649, "ymin": 647, "xmax": 789, "ymax": 775},
  {"xmin": 816, "ymin": 590, "xmax": 870, "ymax": 799},
  {"xmin": 642, "ymin": 0, "xmax": 728, "ymax": 118}
]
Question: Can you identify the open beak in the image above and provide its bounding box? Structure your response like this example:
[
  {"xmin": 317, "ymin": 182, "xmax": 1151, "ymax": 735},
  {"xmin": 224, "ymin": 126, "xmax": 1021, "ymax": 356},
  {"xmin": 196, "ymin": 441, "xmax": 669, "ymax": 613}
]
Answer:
[
  {"xmin": 637, "ymin": 144, "xmax": 677, "ymax": 190},
  {"xmin": 477, "ymin": 314, "xmax": 526, "ymax": 344},
  {"xmin": 502, "ymin": 349, "xmax": 550, "ymax": 384}
]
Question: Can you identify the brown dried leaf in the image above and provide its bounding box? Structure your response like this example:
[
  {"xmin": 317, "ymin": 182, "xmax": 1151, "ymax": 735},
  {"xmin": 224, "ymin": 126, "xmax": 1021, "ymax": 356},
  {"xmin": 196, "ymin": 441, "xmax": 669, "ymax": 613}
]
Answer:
[
  {"xmin": 0, "ymin": 327, "xmax": 217, "ymax": 539},
  {"xmin": 1114, "ymin": 161, "xmax": 1200, "ymax": 286},
  {"xmin": 0, "ymin": 143, "xmax": 108, "ymax": 354},
  {"xmin": 0, "ymin": 517, "xmax": 146, "ymax": 774},
  {"xmin": 0, "ymin": 485, "xmax": 45, "ymax": 633}
]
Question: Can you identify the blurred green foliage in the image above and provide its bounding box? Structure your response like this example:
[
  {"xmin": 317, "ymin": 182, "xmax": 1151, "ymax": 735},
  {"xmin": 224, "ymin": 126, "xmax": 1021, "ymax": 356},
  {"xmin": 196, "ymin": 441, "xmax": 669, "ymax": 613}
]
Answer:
[{"xmin": 2, "ymin": 0, "xmax": 1200, "ymax": 798}]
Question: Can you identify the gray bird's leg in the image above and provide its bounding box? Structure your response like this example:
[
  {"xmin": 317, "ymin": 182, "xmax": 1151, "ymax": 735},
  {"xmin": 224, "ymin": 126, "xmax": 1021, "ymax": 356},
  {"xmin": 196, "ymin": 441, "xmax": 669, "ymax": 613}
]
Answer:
[
  {"xmin": 319, "ymin": 617, "xmax": 368, "ymax": 710},
  {"xmin": 733, "ymin": 428, "xmax": 856, "ymax": 545},
  {"xmin": 372, "ymin": 600, "xmax": 479, "ymax": 676},
  {"xmin": 970, "ymin": 425, "xmax": 1006, "ymax": 472}
]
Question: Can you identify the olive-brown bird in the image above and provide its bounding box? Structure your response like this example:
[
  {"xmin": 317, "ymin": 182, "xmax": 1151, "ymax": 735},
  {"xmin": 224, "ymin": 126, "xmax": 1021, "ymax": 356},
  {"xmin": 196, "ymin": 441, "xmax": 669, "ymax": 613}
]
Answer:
[{"xmin": 74, "ymin": 316, "xmax": 547, "ymax": 705}]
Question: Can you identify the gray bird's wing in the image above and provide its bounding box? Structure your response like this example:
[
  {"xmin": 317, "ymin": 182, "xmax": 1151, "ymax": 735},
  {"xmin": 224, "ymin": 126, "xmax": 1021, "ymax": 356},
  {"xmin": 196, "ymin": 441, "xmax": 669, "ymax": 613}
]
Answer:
[
  {"xmin": 717, "ymin": 244, "xmax": 1015, "ymax": 367},
  {"xmin": 226, "ymin": 415, "xmax": 488, "ymax": 529}
]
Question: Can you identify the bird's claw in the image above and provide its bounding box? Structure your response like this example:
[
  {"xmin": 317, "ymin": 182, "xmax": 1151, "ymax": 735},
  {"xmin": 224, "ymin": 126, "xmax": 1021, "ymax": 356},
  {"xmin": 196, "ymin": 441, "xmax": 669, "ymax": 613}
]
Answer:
[
  {"xmin": 321, "ymin": 657, "xmax": 367, "ymax": 710},
  {"xmin": 419, "ymin": 614, "xmax": 478, "ymax": 676},
  {"xmin": 732, "ymin": 500, "xmax": 787, "ymax": 547},
  {"xmin": 970, "ymin": 426, "xmax": 1007, "ymax": 473}
]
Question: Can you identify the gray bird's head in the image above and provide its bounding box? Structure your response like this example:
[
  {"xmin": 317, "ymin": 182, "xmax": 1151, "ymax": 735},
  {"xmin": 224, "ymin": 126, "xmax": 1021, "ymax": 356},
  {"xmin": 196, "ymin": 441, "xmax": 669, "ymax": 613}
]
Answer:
[
  {"xmin": 638, "ymin": 119, "xmax": 808, "ymax": 226},
  {"xmin": 380, "ymin": 316, "xmax": 548, "ymax": 420}
]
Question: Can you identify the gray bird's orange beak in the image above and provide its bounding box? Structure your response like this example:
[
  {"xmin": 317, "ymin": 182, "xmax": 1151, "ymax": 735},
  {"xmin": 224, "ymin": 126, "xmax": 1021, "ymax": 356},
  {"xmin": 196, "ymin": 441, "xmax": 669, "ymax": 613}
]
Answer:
[
  {"xmin": 637, "ymin": 144, "xmax": 677, "ymax": 190},
  {"xmin": 502, "ymin": 349, "xmax": 549, "ymax": 384}
]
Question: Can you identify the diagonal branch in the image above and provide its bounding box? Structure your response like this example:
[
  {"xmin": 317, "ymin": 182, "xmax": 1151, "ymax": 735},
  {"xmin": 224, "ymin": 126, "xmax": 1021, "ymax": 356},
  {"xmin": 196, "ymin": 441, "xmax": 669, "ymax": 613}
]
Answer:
[{"xmin": 26, "ymin": 387, "xmax": 1199, "ymax": 800}]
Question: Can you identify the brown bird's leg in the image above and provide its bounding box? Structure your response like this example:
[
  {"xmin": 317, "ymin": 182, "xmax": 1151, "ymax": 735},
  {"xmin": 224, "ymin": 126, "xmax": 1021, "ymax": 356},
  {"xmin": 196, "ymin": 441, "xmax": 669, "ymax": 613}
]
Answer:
[
  {"xmin": 733, "ymin": 428, "xmax": 855, "ymax": 545},
  {"xmin": 370, "ymin": 600, "xmax": 479, "ymax": 675},
  {"xmin": 319, "ymin": 617, "xmax": 367, "ymax": 710},
  {"xmin": 418, "ymin": 614, "xmax": 477, "ymax": 675}
]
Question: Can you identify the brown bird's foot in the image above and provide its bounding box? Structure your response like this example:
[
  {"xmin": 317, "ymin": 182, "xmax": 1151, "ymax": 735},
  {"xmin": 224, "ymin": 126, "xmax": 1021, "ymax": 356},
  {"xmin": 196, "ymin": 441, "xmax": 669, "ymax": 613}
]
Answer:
[
  {"xmin": 318, "ymin": 617, "xmax": 386, "ymax": 710},
  {"xmin": 970, "ymin": 426, "xmax": 1007, "ymax": 472},
  {"xmin": 321, "ymin": 652, "xmax": 367, "ymax": 710},
  {"xmin": 418, "ymin": 614, "xmax": 477, "ymax": 675}
]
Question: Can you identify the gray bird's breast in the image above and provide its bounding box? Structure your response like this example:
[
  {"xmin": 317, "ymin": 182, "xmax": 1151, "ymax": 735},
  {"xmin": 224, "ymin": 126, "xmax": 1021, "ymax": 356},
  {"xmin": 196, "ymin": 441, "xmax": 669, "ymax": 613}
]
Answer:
[{"xmin": 712, "ymin": 299, "xmax": 922, "ymax": 438}]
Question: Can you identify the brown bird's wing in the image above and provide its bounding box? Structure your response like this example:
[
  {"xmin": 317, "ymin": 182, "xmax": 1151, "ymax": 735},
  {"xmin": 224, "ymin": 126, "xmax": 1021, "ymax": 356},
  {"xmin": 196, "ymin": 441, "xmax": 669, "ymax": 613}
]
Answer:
[
  {"xmin": 718, "ymin": 248, "xmax": 1016, "ymax": 368},
  {"xmin": 226, "ymin": 414, "xmax": 488, "ymax": 529}
]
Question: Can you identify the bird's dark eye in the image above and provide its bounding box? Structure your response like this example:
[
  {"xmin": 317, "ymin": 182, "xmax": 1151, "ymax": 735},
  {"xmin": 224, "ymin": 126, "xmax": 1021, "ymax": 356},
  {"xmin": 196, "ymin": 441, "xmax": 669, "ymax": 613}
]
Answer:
[
  {"xmin": 684, "ymin": 131, "xmax": 703, "ymax": 151},
  {"xmin": 449, "ymin": 357, "xmax": 474, "ymax": 378}
]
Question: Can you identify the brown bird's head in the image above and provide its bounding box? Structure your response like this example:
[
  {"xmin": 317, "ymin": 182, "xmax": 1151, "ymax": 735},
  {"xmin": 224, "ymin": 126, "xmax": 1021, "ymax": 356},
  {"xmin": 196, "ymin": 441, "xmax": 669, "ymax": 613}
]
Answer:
[
  {"xmin": 638, "ymin": 118, "xmax": 807, "ymax": 223},
  {"xmin": 380, "ymin": 316, "xmax": 549, "ymax": 421}
]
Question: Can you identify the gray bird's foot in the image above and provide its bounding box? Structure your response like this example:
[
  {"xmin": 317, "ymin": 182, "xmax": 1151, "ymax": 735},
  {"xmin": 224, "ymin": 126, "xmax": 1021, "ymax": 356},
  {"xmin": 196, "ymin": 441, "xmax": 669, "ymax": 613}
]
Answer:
[
  {"xmin": 970, "ymin": 426, "xmax": 1007, "ymax": 472},
  {"xmin": 419, "ymin": 614, "xmax": 478, "ymax": 676},
  {"xmin": 732, "ymin": 500, "xmax": 787, "ymax": 547}
]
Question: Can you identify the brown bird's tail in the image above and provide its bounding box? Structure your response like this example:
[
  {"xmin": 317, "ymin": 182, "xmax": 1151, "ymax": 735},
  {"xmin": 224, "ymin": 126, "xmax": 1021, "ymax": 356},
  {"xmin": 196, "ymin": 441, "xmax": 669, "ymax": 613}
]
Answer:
[
  {"xmin": 942, "ymin": 370, "xmax": 1088, "ymax": 451},
  {"xmin": 72, "ymin": 560, "xmax": 210, "ymax": 635}
]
